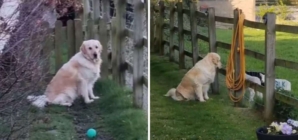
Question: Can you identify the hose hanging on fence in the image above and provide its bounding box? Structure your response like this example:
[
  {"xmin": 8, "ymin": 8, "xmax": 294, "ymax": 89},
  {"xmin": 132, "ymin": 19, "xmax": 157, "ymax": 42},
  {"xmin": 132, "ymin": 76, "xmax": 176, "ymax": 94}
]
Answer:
[{"xmin": 225, "ymin": 9, "xmax": 246, "ymax": 103}]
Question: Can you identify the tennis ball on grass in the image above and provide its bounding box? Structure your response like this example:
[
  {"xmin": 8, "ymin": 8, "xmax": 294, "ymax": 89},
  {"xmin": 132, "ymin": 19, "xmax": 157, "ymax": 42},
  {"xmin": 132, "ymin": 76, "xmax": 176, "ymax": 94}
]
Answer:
[{"xmin": 86, "ymin": 128, "xmax": 97, "ymax": 138}]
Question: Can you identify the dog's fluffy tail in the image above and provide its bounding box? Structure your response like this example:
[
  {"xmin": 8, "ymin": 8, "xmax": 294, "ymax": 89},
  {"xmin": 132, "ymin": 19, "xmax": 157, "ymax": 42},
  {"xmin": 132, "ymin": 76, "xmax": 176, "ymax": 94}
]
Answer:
[
  {"xmin": 27, "ymin": 95, "xmax": 48, "ymax": 108},
  {"xmin": 164, "ymin": 88, "xmax": 183, "ymax": 101}
]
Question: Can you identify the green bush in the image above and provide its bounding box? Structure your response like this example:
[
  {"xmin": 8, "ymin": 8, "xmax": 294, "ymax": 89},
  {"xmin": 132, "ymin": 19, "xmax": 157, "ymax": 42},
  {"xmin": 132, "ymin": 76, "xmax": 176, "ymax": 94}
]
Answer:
[
  {"xmin": 252, "ymin": 88, "xmax": 298, "ymax": 121},
  {"xmin": 273, "ymin": 88, "xmax": 298, "ymax": 122},
  {"xmin": 94, "ymin": 80, "xmax": 147, "ymax": 140},
  {"xmin": 257, "ymin": 0, "xmax": 290, "ymax": 20},
  {"xmin": 253, "ymin": 93, "xmax": 265, "ymax": 111}
]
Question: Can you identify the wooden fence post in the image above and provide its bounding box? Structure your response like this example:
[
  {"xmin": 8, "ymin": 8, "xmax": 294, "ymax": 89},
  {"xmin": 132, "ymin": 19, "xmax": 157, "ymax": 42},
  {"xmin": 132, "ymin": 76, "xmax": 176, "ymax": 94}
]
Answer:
[
  {"xmin": 93, "ymin": 0, "xmax": 100, "ymax": 22},
  {"xmin": 190, "ymin": 1, "xmax": 198, "ymax": 65},
  {"xmin": 233, "ymin": 9, "xmax": 241, "ymax": 107},
  {"xmin": 111, "ymin": 18, "xmax": 117, "ymax": 82},
  {"xmin": 45, "ymin": 39, "xmax": 54, "ymax": 81},
  {"xmin": 98, "ymin": 0, "xmax": 110, "ymax": 79},
  {"xmin": 145, "ymin": 0, "xmax": 148, "ymax": 43},
  {"xmin": 158, "ymin": 1, "xmax": 165, "ymax": 55},
  {"xmin": 150, "ymin": 4, "xmax": 155, "ymax": 53},
  {"xmin": 54, "ymin": 21, "xmax": 63, "ymax": 72},
  {"xmin": 208, "ymin": 7, "xmax": 219, "ymax": 94},
  {"xmin": 264, "ymin": 13, "xmax": 276, "ymax": 121},
  {"xmin": 169, "ymin": 1, "xmax": 175, "ymax": 62},
  {"xmin": 83, "ymin": 0, "xmax": 91, "ymax": 39},
  {"xmin": 74, "ymin": 19, "xmax": 83, "ymax": 53},
  {"xmin": 41, "ymin": 22, "xmax": 52, "ymax": 79},
  {"xmin": 93, "ymin": 0, "xmax": 100, "ymax": 40},
  {"xmin": 67, "ymin": 20, "xmax": 75, "ymax": 59},
  {"xmin": 86, "ymin": 15, "xmax": 95, "ymax": 39},
  {"xmin": 132, "ymin": 0, "xmax": 145, "ymax": 108},
  {"xmin": 61, "ymin": 26, "xmax": 67, "ymax": 62},
  {"xmin": 114, "ymin": 0, "xmax": 126, "ymax": 85},
  {"xmin": 177, "ymin": 1, "xmax": 185, "ymax": 69}
]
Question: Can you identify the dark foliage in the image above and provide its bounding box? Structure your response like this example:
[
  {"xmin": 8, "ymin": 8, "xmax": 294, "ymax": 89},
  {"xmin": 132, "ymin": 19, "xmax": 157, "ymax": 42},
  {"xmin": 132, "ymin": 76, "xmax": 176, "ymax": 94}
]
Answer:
[{"xmin": 0, "ymin": 0, "xmax": 53, "ymax": 139}]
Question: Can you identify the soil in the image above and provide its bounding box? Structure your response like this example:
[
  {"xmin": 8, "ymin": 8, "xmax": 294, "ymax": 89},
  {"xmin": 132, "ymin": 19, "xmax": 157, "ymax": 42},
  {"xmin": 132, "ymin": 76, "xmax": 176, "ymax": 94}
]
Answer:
[{"xmin": 67, "ymin": 99, "xmax": 113, "ymax": 140}]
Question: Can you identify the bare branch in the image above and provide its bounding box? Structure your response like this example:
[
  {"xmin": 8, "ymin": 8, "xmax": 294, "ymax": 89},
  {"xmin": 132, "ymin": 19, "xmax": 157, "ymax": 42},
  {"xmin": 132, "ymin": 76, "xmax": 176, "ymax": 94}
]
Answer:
[{"xmin": 0, "ymin": 0, "xmax": 55, "ymax": 139}]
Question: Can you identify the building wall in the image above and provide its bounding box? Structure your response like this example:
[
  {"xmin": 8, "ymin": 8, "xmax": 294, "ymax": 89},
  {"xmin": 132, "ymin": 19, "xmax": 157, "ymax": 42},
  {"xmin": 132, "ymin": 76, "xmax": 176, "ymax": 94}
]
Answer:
[{"xmin": 198, "ymin": 0, "xmax": 256, "ymax": 21}]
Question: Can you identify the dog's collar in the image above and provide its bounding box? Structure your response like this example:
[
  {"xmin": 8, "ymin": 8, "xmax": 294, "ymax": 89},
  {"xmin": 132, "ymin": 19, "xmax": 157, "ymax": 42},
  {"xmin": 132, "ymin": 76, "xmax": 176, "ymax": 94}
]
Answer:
[
  {"xmin": 80, "ymin": 52, "xmax": 101, "ymax": 65},
  {"xmin": 82, "ymin": 54, "xmax": 96, "ymax": 63}
]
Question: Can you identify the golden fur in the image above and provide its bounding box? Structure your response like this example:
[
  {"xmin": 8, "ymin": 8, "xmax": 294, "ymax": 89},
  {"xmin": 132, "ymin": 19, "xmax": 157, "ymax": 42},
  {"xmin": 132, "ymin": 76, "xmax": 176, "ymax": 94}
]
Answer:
[
  {"xmin": 164, "ymin": 52, "xmax": 222, "ymax": 102},
  {"xmin": 27, "ymin": 39, "xmax": 102, "ymax": 108}
]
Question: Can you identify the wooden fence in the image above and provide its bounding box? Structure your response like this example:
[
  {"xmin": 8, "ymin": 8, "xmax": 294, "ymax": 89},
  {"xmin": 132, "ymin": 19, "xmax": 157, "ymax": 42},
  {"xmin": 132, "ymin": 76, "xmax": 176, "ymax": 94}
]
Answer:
[
  {"xmin": 47, "ymin": 0, "xmax": 147, "ymax": 108},
  {"xmin": 152, "ymin": 1, "xmax": 298, "ymax": 120}
]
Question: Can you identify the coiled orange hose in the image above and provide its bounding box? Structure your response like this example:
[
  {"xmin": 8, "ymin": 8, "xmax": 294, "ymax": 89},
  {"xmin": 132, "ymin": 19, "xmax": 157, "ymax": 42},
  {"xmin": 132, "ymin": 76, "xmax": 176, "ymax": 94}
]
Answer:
[{"xmin": 225, "ymin": 9, "xmax": 246, "ymax": 103}]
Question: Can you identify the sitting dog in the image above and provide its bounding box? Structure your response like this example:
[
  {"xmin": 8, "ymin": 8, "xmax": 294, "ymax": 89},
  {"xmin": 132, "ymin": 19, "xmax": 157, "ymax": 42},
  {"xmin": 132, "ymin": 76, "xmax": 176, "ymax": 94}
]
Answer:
[
  {"xmin": 164, "ymin": 52, "xmax": 222, "ymax": 102},
  {"xmin": 27, "ymin": 39, "xmax": 102, "ymax": 108}
]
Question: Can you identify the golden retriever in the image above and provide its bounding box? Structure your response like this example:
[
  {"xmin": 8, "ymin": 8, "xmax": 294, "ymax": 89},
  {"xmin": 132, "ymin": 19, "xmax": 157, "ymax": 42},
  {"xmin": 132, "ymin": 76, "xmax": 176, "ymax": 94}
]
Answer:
[
  {"xmin": 164, "ymin": 52, "xmax": 222, "ymax": 102},
  {"xmin": 27, "ymin": 39, "xmax": 102, "ymax": 108}
]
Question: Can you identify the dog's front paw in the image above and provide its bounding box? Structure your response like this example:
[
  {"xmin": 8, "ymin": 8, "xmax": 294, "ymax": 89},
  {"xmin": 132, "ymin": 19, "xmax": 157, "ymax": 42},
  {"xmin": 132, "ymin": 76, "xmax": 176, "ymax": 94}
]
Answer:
[
  {"xmin": 204, "ymin": 96, "xmax": 209, "ymax": 100},
  {"xmin": 199, "ymin": 99, "xmax": 206, "ymax": 102},
  {"xmin": 92, "ymin": 96, "xmax": 100, "ymax": 99},
  {"xmin": 84, "ymin": 99, "xmax": 94, "ymax": 104},
  {"xmin": 61, "ymin": 102, "xmax": 72, "ymax": 106}
]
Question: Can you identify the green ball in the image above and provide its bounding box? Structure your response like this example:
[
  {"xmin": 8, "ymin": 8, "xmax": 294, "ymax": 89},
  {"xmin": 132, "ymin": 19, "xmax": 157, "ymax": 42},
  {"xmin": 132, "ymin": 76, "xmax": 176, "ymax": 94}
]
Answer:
[{"xmin": 86, "ymin": 128, "xmax": 97, "ymax": 138}]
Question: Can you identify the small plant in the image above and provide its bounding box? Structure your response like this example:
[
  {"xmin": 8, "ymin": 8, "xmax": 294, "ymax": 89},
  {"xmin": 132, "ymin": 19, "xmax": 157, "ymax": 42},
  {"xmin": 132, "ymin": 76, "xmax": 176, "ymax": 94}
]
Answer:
[
  {"xmin": 257, "ymin": 3, "xmax": 276, "ymax": 19},
  {"xmin": 256, "ymin": 0, "xmax": 290, "ymax": 21},
  {"xmin": 252, "ymin": 88, "xmax": 298, "ymax": 121},
  {"xmin": 252, "ymin": 94, "xmax": 265, "ymax": 111},
  {"xmin": 274, "ymin": 88, "xmax": 298, "ymax": 122},
  {"xmin": 259, "ymin": 119, "xmax": 298, "ymax": 135},
  {"xmin": 277, "ymin": 0, "xmax": 289, "ymax": 20}
]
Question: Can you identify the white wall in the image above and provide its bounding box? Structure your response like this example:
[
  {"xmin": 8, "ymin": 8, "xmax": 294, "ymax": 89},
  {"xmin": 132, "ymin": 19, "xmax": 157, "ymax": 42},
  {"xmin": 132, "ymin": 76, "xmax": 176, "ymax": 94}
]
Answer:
[
  {"xmin": 198, "ymin": 0, "xmax": 256, "ymax": 21},
  {"xmin": 0, "ymin": 0, "xmax": 20, "ymax": 53}
]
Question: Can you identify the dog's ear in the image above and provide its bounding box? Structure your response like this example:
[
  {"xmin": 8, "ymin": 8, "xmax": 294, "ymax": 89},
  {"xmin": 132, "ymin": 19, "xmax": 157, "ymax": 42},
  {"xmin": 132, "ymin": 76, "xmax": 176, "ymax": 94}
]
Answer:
[
  {"xmin": 97, "ymin": 40, "xmax": 102, "ymax": 47},
  {"xmin": 96, "ymin": 40, "xmax": 102, "ymax": 51},
  {"xmin": 209, "ymin": 53, "xmax": 217, "ymax": 64},
  {"xmin": 211, "ymin": 53, "xmax": 221, "ymax": 68},
  {"xmin": 80, "ymin": 42, "xmax": 87, "ymax": 54}
]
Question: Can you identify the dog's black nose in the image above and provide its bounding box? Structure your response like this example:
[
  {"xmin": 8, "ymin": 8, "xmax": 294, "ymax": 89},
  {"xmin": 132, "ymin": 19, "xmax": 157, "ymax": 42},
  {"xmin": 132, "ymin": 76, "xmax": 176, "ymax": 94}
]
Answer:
[{"xmin": 93, "ymin": 53, "xmax": 97, "ymax": 58}]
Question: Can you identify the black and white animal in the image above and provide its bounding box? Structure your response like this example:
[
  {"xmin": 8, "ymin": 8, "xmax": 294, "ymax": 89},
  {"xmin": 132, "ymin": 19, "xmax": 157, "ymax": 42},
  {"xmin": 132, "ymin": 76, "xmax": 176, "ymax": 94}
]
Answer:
[
  {"xmin": 245, "ymin": 71, "xmax": 291, "ymax": 102},
  {"xmin": 245, "ymin": 71, "xmax": 265, "ymax": 86},
  {"xmin": 245, "ymin": 71, "xmax": 264, "ymax": 102}
]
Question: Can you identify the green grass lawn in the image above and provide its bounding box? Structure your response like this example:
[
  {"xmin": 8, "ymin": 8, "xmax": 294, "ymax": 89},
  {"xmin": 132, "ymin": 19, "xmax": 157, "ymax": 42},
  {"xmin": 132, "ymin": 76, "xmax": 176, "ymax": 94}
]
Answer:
[
  {"xmin": 154, "ymin": 24, "xmax": 298, "ymax": 139},
  {"xmin": 28, "ymin": 107, "xmax": 77, "ymax": 140},
  {"xmin": 28, "ymin": 80, "xmax": 147, "ymax": 140},
  {"xmin": 150, "ymin": 54, "xmax": 266, "ymax": 140}
]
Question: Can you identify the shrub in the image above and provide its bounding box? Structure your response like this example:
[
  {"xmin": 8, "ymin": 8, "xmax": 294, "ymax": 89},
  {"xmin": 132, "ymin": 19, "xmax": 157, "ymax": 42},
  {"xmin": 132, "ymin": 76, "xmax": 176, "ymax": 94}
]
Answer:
[
  {"xmin": 252, "ymin": 88, "xmax": 298, "ymax": 121},
  {"xmin": 257, "ymin": 0, "xmax": 290, "ymax": 21},
  {"xmin": 274, "ymin": 89, "xmax": 298, "ymax": 122}
]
